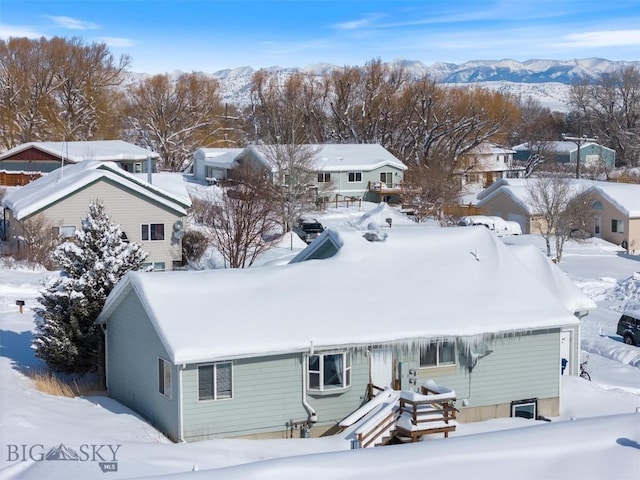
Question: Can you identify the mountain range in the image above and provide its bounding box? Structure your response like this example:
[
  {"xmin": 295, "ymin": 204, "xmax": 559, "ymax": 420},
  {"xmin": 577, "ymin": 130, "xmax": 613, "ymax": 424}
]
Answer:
[{"xmin": 133, "ymin": 58, "xmax": 639, "ymax": 112}]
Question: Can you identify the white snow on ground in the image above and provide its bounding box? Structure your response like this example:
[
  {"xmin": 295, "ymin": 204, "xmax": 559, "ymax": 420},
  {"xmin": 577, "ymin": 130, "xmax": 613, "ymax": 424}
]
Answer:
[{"xmin": 1, "ymin": 200, "xmax": 640, "ymax": 479}]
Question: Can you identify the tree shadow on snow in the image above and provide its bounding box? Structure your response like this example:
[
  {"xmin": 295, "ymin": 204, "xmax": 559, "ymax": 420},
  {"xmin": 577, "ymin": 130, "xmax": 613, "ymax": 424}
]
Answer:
[
  {"xmin": 616, "ymin": 251, "xmax": 640, "ymax": 262},
  {"xmin": 0, "ymin": 329, "xmax": 44, "ymax": 372},
  {"xmin": 616, "ymin": 438, "xmax": 640, "ymax": 449}
]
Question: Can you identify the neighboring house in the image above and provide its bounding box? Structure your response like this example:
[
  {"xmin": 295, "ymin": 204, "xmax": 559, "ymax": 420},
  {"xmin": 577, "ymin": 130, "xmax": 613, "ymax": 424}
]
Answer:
[
  {"xmin": 1, "ymin": 161, "xmax": 191, "ymax": 270},
  {"xmin": 513, "ymin": 141, "xmax": 616, "ymax": 170},
  {"xmin": 0, "ymin": 140, "xmax": 160, "ymax": 176},
  {"xmin": 235, "ymin": 144, "xmax": 408, "ymax": 203},
  {"xmin": 191, "ymin": 147, "xmax": 243, "ymax": 184},
  {"xmin": 476, "ymin": 178, "xmax": 640, "ymax": 252},
  {"xmin": 459, "ymin": 143, "xmax": 524, "ymax": 190},
  {"xmin": 581, "ymin": 181, "xmax": 640, "ymax": 253},
  {"xmin": 475, "ymin": 178, "xmax": 591, "ymax": 234},
  {"xmin": 96, "ymin": 226, "xmax": 583, "ymax": 442}
]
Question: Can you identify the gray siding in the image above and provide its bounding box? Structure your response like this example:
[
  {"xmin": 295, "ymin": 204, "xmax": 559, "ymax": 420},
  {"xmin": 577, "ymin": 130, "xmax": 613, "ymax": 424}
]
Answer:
[
  {"xmin": 182, "ymin": 350, "xmax": 370, "ymax": 440},
  {"xmin": 106, "ymin": 289, "xmax": 180, "ymax": 441}
]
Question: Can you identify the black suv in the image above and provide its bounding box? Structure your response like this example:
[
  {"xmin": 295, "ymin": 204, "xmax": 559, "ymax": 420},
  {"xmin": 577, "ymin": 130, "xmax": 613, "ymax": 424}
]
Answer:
[
  {"xmin": 293, "ymin": 219, "xmax": 324, "ymax": 244},
  {"xmin": 617, "ymin": 313, "xmax": 640, "ymax": 346}
]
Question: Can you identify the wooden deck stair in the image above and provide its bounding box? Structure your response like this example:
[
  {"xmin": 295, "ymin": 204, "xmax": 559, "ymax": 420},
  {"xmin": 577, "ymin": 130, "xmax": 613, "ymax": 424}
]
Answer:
[{"xmin": 340, "ymin": 383, "xmax": 458, "ymax": 448}]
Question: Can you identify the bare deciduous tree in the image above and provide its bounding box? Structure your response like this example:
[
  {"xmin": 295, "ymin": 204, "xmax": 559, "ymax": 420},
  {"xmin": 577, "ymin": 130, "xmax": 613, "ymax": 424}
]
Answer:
[
  {"xmin": 0, "ymin": 36, "xmax": 129, "ymax": 149},
  {"xmin": 527, "ymin": 174, "xmax": 592, "ymax": 262},
  {"xmin": 201, "ymin": 165, "xmax": 279, "ymax": 268},
  {"xmin": 14, "ymin": 215, "xmax": 61, "ymax": 268},
  {"xmin": 124, "ymin": 72, "xmax": 228, "ymax": 171},
  {"xmin": 569, "ymin": 67, "xmax": 640, "ymax": 167}
]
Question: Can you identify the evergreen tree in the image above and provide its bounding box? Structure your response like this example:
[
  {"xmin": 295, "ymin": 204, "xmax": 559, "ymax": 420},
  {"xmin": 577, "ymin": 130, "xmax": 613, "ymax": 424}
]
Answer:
[{"xmin": 33, "ymin": 200, "xmax": 148, "ymax": 376}]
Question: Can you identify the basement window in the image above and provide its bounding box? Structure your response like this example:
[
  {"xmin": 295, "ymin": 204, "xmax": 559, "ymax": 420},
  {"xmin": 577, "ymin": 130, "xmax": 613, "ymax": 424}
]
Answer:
[{"xmin": 511, "ymin": 399, "xmax": 537, "ymax": 419}]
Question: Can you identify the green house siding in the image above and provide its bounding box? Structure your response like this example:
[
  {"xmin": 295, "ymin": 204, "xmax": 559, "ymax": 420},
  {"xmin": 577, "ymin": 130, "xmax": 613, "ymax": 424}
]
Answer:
[
  {"xmin": 105, "ymin": 289, "xmax": 180, "ymax": 441},
  {"xmin": 182, "ymin": 351, "xmax": 370, "ymax": 441},
  {"xmin": 410, "ymin": 330, "xmax": 561, "ymax": 408}
]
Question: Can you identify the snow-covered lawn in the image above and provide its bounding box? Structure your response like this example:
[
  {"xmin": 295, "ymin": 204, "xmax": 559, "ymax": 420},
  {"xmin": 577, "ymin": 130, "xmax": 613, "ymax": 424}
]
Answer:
[{"xmin": 1, "ymin": 202, "xmax": 639, "ymax": 479}]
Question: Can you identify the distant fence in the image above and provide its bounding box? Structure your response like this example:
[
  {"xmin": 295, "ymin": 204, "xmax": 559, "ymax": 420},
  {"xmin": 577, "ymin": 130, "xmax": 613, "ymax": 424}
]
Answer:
[
  {"xmin": 0, "ymin": 170, "xmax": 42, "ymax": 186},
  {"xmin": 443, "ymin": 204, "xmax": 483, "ymax": 217}
]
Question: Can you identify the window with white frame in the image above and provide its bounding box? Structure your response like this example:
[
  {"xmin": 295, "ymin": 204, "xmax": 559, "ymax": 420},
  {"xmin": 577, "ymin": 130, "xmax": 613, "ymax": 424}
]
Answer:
[
  {"xmin": 611, "ymin": 219, "xmax": 625, "ymax": 233},
  {"xmin": 511, "ymin": 399, "xmax": 537, "ymax": 419},
  {"xmin": 134, "ymin": 162, "xmax": 143, "ymax": 173},
  {"xmin": 158, "ymin": 357, "xmax": 172, "ymax": 398},
  {"xmin": 198, "ymin": 362, "xmax": 233, "ymax": 401},
  {"xmin": 141, "ymin": 223, "xmax": 165, "ymax": 241},
  {"xmin": 318, "ymin": 172, "xmax": 331, "ymax": 183},
  {"xmin": 347, "ymin": 172, "xmax": 362, "ymax": 183},
  {"xmin": 142, "ymin": 261, "xmax": 166, "ymax": 272},
  {"xmin": 308, "ymin": 352, "xmax": 351, "ymax": 391},
  {"xmin": 419, "ymin": 340, "xmax": 456, "ymax": 368},
  {"xmin": 52, "ymin": 225, "xmax": 76, "ymax": 239}
]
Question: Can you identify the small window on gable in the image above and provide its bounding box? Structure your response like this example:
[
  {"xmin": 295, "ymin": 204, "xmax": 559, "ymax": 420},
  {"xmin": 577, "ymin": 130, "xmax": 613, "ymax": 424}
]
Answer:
[
  {"xmin": 142, "ymin": 223, "xmax": 165, "ymax": 241},
  {"xmin": 592, "ymin": 200, "xmax": 604, "ymax": 210},
  {"xmin": 158, "ymin": 357, "xmax": 172, "ymax": 399}
]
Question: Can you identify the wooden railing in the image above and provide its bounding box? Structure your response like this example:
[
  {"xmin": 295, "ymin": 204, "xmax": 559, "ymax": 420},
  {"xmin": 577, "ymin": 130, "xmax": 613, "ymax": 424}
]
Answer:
[{"xmin": 394, "ymin": 388, "xmax": 458, "ymax": 442}]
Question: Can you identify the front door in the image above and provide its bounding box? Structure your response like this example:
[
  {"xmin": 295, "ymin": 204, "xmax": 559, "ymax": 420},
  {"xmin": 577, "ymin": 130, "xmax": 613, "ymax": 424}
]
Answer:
[{"xmin": 594, "ymin": 216, "xmax": 601, "ymax": 237}]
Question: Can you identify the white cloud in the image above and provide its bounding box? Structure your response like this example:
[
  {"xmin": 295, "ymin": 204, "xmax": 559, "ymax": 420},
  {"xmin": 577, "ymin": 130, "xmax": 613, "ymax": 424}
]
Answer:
[
  {"xmin": 0, "ymin": 24, "xmax": 45, "ymax": 39},
  {"xmin": 332, "ymin": 13, "xmax": 384, "ymax": 31},
  {"xmin": 45, "ymin": 15, "xmax": 100, "ymax": 30},
  {"xmin": 96, "ymin": 37, "xmax": 135, "ymax": 48},
  {"xmin": 560, "ymin": 29, "xmax": 640, "ymax": 48}
]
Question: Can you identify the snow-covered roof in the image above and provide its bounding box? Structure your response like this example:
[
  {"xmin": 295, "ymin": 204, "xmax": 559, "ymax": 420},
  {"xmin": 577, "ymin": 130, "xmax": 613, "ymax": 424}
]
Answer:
[
  {"xmin": 3, "ymin": 161, "xmax": 191, "ymax": 220},
  {"xmin": 246, "ymin": 144, "xmax": 408, "ymax": 172},
  {"xmin": 193, "ymin": 148, "xmax": 243, "ymax": 169},
  {"xmin": 584, "ymin": 182, "xmax": 640, "ymax": 218},
  {"xmin": 477, "ymin": 178, "xmax": 640, "ymax": 218},
  {"xmin": 98, "ymin": 226, "xmax": 579, "ymax": 365},
  {"xmin": 0, "ymin": 140, "xmax": 160, "ymax": 163},
  {"xmin": 508, "ymin": 244, "xmax": 597, "ymax": 314}
]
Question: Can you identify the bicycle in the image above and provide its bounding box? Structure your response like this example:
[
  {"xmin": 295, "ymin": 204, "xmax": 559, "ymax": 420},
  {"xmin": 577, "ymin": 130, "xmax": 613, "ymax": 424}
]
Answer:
[{"xmin": 580, "ymin": 357, "xmax": 591, "ymax": 381}]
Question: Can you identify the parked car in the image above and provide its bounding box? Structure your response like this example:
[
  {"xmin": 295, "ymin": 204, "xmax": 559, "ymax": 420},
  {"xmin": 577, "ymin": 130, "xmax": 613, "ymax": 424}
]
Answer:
[
  {"xmin": 617, "ymin": 313, "xmax": 640, "ymax": 346},
  {"xmin": 293, "ymin": 218, "xmax": 324, "ymax": 243}
]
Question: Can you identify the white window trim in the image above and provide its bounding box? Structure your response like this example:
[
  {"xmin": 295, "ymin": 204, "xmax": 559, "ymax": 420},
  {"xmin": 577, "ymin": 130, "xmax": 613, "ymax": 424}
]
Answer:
[
  {"xmin": 141, "ymin": 223, "xmax": 165, "ymax": 241},
  {"xmin": 307, "ymin": 352, "xmax": 351, "ymax": 392},
  {"xmin": 419, "ymin": 341, "xmax": 456, "ymax": 369},
  {"xmin": 612, "ymin": 219, "xmax": 625, "ymax": 234},
  {"xmin": 196, "ymin": 362, "xmax": 234, "ymax": 402},
  {"xmin": 511, "ymin": 399, "xmax": 537, "ymax": 419},
  {"xmin": 158, "ymin": 357, "xmax": 172, "ymax": 399}
]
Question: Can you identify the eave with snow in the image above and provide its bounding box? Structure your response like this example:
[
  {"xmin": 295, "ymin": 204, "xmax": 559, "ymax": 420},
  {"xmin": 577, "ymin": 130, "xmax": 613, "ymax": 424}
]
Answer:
[
  {"xmin": 0, "ymin": 140, "xmax": 161, "ymax": 177},
  {"xmin": 1, "ymin": 160, "xmax": 191, "ymax": 270},
  {"xmin": 96, "ymin": 225, "xmax": 585, "ymax": 442}
]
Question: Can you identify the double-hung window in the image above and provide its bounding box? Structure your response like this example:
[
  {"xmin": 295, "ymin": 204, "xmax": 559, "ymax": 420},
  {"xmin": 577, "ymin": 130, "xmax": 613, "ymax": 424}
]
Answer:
[
  {"xmin": 158, "ymin": 357, "xmax": 172, "ymax": 398},
  {"xmin": 347, "ymin": 172, "xmax": 362, "ymax": 183},
  {"xmin": 308, "ymin": 352, "xmax": 351, "ymax": 391},
  {"xmin": 142, "ymin": 223, "xmax": 165, "ymax": 241},
  {"xmin": 318, "ymin": 172, "xmax": 331, "ymax": 183},
  {"xmin": 611, "ymin": 219, "xmax": 625, "ymax": 234},
  {"xmin": 198, "ymin": 362, "xmax": 233, "ymax": 401},
  {"xmin": 380, "ymin": 172, "xmax": 393, "ymax": 185},
  {"xmin": 419, "ymin": 341, "xmax": 456, "ymax": 368}
]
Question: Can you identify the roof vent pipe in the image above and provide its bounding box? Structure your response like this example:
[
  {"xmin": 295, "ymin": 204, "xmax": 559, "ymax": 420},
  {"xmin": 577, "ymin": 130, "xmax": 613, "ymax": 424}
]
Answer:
[{"xmin": 147, "ymin": 155, "xmax": 152, "ymax": 184}]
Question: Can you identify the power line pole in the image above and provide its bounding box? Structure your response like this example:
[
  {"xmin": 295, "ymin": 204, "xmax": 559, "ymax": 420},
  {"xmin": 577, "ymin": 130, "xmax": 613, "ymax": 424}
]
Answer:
[{"xmin": 562, "ymin": 134, "xmax": 598, "ymax": 179}]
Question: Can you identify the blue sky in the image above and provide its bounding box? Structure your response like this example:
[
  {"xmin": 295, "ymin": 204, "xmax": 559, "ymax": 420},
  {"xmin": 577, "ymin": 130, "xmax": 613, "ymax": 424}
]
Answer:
[{"xmin": 1, "ymin": 0, "xmax": 638, "ymax": 73}]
